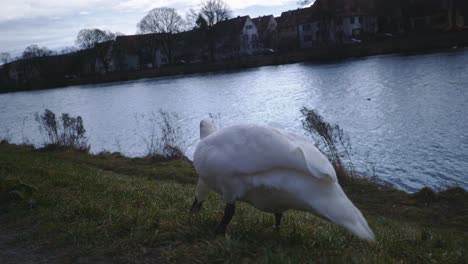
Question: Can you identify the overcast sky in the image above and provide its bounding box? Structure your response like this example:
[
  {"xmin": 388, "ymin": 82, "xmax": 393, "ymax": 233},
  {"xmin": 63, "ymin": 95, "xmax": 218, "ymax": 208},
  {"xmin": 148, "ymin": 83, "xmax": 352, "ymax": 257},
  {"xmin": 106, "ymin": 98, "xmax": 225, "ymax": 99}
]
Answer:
[{"xmin": 0, "ymin": 0, "xmax": 303, "ymax": 57}]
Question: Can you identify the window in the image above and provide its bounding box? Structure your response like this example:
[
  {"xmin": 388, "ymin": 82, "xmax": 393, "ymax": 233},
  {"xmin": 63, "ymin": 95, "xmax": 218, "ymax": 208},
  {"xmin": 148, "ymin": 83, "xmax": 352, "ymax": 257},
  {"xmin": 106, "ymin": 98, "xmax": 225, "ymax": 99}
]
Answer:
[
  {"xmin": 351, "ymin": 17, "xmax": 356, "ymax": 24},
  {"xmin": 304, "ymin": 35, "xmax": 313, "ymax": 42},
  {"xmin": 303, "ymin": 24, "xmax": 312, "ymax": 31},
  {"xmin": 358, "ymin": 16, "xmax": 363, "ymax": 24},
  {"xmin": 246, "ymin": 25, "xmax": 253, "ymax": 30}
]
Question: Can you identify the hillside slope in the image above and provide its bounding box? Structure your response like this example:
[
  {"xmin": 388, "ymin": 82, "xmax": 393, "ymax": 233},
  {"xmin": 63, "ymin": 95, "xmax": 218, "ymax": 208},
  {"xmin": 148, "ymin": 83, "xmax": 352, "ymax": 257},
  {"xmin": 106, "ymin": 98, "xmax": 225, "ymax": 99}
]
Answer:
[{"xmin": 0, "ymin": 143, "xmax": 467, "ymax": 263}]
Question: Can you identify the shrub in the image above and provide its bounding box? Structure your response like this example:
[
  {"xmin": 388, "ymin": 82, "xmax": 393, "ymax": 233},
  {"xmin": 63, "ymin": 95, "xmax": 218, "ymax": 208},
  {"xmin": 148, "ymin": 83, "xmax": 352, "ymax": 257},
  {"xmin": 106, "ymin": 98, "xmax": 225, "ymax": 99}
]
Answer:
[
  {"xmin": 0, "ymin": 128, "xmax": 11, "ymax": 144},
  {"xmin": 300, "ymin": 107, "xmax": 355, "ymax": 183},
  {"xmin": 35, "ymin": 109, "xmax": 90, "ymax": 152},
  {"xmin": 0, "ymin": 177, "xmax": 36, "ymax": 205},
  {"xmin": 135, "ymin": 110, "xmax": 187, "ymax": 161}
]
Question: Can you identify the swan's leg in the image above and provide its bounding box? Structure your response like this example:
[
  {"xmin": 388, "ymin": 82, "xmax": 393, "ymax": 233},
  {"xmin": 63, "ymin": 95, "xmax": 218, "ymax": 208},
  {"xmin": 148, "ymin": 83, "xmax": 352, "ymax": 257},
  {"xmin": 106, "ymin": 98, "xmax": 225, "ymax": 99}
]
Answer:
[
  {"xmin": 274, "ymin": 213, "xmax": 283, "ymax": 231},
  {"xmin": 189, "ymin": 197, "xmax": 203, "ymax": 214},
  {"xmin": 215, "ymin": 203, "xmax": 235, "ymax": 234}
]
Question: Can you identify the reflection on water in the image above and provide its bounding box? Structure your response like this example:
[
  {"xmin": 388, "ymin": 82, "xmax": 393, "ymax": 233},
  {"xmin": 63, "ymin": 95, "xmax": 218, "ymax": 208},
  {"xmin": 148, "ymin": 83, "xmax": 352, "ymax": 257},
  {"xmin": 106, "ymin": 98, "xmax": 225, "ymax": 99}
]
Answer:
[{"xmin": 1, "ymin": 49, "xmax": 468, "ymax": 192}]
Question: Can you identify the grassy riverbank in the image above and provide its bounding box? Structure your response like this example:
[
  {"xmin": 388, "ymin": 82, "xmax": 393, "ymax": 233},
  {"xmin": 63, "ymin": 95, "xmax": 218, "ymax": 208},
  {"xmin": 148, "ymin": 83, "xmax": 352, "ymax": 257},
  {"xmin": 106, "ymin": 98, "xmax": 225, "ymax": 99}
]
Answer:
[{"xmin": 0, "ymin": 143, "xmax": 467, "ymax": 263}]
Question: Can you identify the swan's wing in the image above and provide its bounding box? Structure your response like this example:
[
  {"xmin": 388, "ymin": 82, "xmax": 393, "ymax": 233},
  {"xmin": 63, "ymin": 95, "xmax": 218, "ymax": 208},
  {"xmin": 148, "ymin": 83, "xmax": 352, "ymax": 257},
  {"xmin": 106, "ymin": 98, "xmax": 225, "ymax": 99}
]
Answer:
[
  {"xmin": 194, "ymin": 124, "xmax": 337, "ymax": 183},
  {"xmin": 270, "ymin": 127, "xmax": 337, "ymax": 182}
]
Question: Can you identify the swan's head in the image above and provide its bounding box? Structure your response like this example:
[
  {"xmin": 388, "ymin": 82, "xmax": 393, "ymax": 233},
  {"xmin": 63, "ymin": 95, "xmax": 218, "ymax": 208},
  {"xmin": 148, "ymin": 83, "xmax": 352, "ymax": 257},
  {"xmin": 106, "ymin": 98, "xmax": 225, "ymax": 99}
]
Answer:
[{"xmin": 200, "ymin": 118, "xmax": 216, "ymax": 140}]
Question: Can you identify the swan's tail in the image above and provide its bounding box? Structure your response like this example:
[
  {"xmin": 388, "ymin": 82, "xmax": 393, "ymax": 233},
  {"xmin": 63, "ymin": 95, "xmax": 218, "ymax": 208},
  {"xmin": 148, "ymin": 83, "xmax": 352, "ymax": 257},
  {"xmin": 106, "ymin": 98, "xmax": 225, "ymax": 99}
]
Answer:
[
  {"xmin": 200, "ymin": 118, "xmax": 216, "ymax": 139},
  {"xmin": 310, "ymin": 183, "xmax": 375, "ymax": 241}
]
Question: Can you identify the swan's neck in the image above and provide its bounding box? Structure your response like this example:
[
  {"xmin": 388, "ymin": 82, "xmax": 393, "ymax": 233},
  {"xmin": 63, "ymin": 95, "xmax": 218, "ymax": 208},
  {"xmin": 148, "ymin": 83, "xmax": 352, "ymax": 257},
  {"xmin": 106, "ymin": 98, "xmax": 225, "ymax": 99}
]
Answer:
[{"xmin": 200, "ymin": 119, "xmax": 216, "ymax": 139}]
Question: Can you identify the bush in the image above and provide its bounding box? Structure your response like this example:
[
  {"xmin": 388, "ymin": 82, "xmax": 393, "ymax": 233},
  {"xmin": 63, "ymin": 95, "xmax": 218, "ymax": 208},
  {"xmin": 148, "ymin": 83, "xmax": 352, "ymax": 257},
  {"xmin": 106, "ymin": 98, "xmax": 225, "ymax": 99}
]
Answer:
[
  {"xmin": 0, "ymin": 128, "xmax": 11, "ymax": 144},
  {"xmin": 300, "ymin": 107, "xmax": 355, "ymax": 183},
  {"xmin": 0, "ymin": 177, "xmax": 36, "ymax": 205},
  {"xmin": 135, "ymin": 110, "xmax": 187, "ymax": 161},
  {"xmin": 35, "ymin": 109, "xmax": 90, "ymax": 152}
]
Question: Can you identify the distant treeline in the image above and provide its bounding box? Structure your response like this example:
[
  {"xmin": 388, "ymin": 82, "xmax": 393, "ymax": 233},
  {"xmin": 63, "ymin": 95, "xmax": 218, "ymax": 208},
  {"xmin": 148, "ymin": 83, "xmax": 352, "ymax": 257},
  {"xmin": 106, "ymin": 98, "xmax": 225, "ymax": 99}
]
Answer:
[{"xmin": 1, "ymin": 0, "xmax": 467, "ymax": 92}]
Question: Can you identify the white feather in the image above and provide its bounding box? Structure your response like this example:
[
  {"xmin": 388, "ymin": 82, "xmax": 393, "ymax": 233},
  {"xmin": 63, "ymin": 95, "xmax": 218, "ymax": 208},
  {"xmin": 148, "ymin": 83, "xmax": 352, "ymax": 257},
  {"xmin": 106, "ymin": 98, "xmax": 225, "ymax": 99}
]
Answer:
[{"xmin": 193, "ymin": 121, "xmax": 375, "ymax": 241}]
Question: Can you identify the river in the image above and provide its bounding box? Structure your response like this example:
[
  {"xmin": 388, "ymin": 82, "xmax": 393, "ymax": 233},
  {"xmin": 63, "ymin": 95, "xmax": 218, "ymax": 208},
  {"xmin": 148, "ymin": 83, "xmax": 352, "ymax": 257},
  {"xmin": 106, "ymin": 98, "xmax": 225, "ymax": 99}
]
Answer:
[{"xmin": 1, "ymin": 49, "xmax": 468, "ymax": 192}]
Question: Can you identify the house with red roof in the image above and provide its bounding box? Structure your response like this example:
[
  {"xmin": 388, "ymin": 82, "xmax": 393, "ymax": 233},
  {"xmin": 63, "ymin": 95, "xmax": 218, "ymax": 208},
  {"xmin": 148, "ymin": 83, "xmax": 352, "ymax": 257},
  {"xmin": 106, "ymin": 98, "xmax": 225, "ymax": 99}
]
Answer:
[
  {"xmin": 277, "ymin": 0, "xmax": 378, "ymax": 50},
  {"xmin": 252, "ymin": 15, "xmax": 278, "ymax": 49},
  {"xmin": 213, "ymin": 16, "xmax": 260, "ymax": 59}
]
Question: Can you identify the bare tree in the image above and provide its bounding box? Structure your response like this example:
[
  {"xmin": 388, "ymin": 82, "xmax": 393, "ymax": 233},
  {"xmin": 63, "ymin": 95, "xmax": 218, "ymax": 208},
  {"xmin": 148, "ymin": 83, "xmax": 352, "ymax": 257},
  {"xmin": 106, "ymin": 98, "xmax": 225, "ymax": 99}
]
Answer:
[
  {"xmin": 95, "ymin": 41, "xmax": 114, "ymax": 74},
  {"xmin": 137, "ymin": 7, "xmax": 183, "ymax": 34},
  {"xmin": 193, "ymin": 0, "xmax": 231, "ymax": 61},
  {"xmin": 22, "ymin": 45, "xmax": 52, "ymax": 59},
  {"xmin": 60, "ymin": 46, "xmax": 78, "ymax": 55},
  {"xmin": 16, "ymin": 45, "xmax": 53, "ymax": 82},
  {"xmin": 75, "ymin": 28, "xmax": 116, "ymax": 50},
  {"xmin": 184, "ymin": 8, "xmax": 201, "ymax": 30},
  {"xmin": 0, "ymin": 52, "xmax": 11, "ymax": 64},
  {"xmin": 199, "ymin": 0, "xmax": 231, "ymax": 27},
  {"xmin": 75, "ymin": 29, "xmax": 117, "ymax": 73},
  {"xmin": 137, "ymin": 7, "xmax": 184, "ymax": 64}
]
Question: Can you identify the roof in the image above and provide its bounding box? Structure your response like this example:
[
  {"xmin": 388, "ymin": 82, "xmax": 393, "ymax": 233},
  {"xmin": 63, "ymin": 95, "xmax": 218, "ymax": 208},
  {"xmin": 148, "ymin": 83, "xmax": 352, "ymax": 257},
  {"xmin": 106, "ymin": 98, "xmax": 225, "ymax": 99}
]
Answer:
[
  {"xmin": 214, "ymin": 16, "xmax": 250, "ymax": 35},
  {"xmin": 252, "ymin": 15, "xmax": 274, "ymax": 33},
  {"xmin": 115, "ymin": 33, "xmax": 167, "ymax": 53},
  {"xmin": 406, "ymin": 0, "xmax": 444, "ymax": 17},
  {"xmin": 373, "ymin": 0, "xmax": 404, "ymax": 16},
  {"xmin": 174, "ymin": 30, "xmax": 207, "ymax": 50},
  {"xmin": 312, "ymin": 0, "xmax": 376, "ymax": 16},
  {"xmin": 278, "ymin": 7, "xmax": 319, "ymax": 28},
  {"xmin": 94, "ymin": 40, "xmax": 114, "ymax": 52}
]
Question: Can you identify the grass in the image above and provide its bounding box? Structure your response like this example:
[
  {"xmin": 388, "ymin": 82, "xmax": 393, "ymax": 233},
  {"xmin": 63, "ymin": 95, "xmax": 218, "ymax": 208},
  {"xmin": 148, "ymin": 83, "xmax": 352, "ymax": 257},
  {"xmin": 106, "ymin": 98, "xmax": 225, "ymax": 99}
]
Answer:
[{"xmin": 0, "ymin": 143, "xmax": 467, "ymax": 263}]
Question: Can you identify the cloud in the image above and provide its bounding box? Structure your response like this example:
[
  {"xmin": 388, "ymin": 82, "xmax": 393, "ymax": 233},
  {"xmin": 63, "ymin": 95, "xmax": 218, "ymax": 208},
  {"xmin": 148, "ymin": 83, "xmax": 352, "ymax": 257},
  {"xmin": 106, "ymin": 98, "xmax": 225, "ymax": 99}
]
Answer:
[
  {"xmin": 115, "ymin": 0, "xmax": 294, "ymax": 11},
  {"xmin": 0, "ymin": 0, "xmax": 297, "ymax": 21},
  {"xmin": 0, "ymin": 0, "xmax": 300, "ymax": 54},
  {"xmin": 0, "ymin": 0, "xmax": 110, "ymax": 22}
]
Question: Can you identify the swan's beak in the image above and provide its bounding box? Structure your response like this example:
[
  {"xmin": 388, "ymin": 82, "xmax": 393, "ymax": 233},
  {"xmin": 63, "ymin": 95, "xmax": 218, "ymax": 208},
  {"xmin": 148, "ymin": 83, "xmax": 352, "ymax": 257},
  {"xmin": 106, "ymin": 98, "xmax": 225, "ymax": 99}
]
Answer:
[{"xmin": 189, "ymin": 197, "xmax": 203, "ymax": 214}]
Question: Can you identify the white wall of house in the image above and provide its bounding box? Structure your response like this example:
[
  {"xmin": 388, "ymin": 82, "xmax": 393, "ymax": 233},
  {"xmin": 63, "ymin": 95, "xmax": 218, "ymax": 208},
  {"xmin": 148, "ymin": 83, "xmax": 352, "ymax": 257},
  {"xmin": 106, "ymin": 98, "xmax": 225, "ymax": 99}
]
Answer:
[
  {"xmin": 337, "ymin": 16, "xmax": 378, "ymax": 39},
  {"xmin": 240, "ymin": 18, "xmax": 259, "ymax": 54},
  {"xmin": 298, "ymin": 15, "xmax": 378, "ymax": 48},
  {"xmin": 298, "ymin": 22, "xmax": 321, "ymax": 48},
  {"xmin": 266, "ymin": 16, "xmax": 278, "ymax": 32}
]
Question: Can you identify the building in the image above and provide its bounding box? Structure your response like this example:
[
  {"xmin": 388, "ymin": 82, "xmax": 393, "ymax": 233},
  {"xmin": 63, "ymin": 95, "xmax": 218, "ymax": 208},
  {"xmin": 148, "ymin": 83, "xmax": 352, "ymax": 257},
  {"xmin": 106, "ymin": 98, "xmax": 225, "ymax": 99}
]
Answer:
[
  {"xmin": 276, "ymin": 9, "xmax": 310, "ymax": 51},
  {"xmin": 113, "ymin": 34, "xmax": 167, "ymax": 71},
  {"xmin": 277, "ymin": 0, "xmax": 378, "ymax": 50},
  {"xmin": 172, "ymin": 30, "xmax": 209, "ymax": 63},
  {"xmin": 312, "ymin": 0, "xmax": 378, "ymax": 44},
  {"xmin": 252, "ymin": 15, "xmax": 278, "ymax": 50},
  {"xmin": 213, "ymin": 16, "xmax": 260, "ymax": 59}
]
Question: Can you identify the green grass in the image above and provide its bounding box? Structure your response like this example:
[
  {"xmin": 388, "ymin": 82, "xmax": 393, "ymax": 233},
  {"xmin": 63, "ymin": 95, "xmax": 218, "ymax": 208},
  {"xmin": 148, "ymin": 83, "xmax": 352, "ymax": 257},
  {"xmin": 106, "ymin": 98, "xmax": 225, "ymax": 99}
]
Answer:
[{"xmin": 0, "ymin": 143, "xmax": 467, "ymax": 263}]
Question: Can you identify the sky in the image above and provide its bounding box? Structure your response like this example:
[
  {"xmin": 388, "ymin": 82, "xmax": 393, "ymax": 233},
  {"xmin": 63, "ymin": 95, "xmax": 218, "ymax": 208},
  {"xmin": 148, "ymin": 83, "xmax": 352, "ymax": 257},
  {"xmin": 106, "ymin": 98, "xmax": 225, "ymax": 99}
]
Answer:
[{"xmin": 0, "ymin": 0, "xmax": 303, "ymax": 57}]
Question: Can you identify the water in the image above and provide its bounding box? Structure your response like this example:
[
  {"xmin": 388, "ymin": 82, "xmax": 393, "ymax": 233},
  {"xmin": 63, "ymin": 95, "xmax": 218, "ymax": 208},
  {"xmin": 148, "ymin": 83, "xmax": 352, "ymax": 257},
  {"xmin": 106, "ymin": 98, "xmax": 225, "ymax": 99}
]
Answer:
[{"xmin": 1, "ymin": 49, "xmax": 468, "ymax": 192}]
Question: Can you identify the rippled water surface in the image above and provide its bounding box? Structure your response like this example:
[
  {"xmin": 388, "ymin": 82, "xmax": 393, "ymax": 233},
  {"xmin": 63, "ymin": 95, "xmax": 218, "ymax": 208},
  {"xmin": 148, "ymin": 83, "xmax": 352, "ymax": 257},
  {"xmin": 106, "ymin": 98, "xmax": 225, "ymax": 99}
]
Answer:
[{"xmin": 1, "ymin": 49, "xmax": 468, "ymax": 191}]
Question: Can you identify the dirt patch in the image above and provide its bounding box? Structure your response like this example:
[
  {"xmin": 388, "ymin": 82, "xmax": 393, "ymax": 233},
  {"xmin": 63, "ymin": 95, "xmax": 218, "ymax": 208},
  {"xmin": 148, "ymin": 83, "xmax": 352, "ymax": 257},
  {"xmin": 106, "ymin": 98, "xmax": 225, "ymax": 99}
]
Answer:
[
  {"xmin": 0, "ymin": 224, "xmax": 66, "ymax": 264},
  {"xmin": 0, "ymin": 223, "xmax": 113, "ymax": 264}
]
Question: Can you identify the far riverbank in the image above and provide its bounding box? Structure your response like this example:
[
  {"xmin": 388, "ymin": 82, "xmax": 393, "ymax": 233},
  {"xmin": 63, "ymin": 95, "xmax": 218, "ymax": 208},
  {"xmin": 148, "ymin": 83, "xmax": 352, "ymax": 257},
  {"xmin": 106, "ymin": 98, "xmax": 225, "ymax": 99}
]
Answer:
[{"xmin": 1, "ymin": 31, "xmax": 467, "ymax": 94}]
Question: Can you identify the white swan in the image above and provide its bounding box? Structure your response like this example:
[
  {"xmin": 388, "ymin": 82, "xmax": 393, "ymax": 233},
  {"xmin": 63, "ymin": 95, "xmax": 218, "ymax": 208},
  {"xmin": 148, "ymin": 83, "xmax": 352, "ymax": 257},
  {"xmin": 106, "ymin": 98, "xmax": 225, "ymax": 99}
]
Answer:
[{"xmin": 190, "ymin": 118, "xmax": 375, "ymax": 241}]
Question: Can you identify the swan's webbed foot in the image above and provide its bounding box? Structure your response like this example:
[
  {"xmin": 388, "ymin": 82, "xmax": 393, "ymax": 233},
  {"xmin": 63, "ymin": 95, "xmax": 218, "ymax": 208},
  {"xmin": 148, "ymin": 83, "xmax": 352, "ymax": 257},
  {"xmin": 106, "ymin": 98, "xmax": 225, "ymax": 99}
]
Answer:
[{"xmin": 215, "ymin": 203, "xmax": 235, "ymax": 234}]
